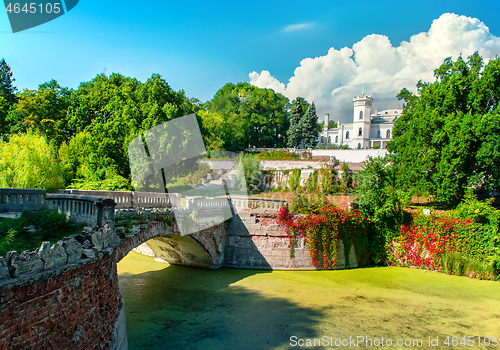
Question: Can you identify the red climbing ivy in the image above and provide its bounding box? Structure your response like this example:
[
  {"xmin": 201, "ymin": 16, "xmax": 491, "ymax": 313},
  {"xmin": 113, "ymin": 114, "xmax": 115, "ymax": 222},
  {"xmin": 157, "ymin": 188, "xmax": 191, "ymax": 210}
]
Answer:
[
  {"xmin": 386, "ymin": 217, "xmax": 476, "ymax": 271},
  {"xmin": 277, "ymin": 206, "xmax": 369, "ymax": 269}
]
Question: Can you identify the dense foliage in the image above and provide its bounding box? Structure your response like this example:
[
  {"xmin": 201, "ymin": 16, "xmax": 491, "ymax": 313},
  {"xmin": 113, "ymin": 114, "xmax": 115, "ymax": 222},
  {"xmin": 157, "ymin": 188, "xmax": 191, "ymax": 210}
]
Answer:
[
  {"xmin": 387, "ymin": 197, "xmax": 500, "ymax": 280},
  {"xmin": 0, "ymin": 133, "xmax": 64, "ymax": 191},
  {"xmin": 255, "ymin": 150, "xmax": 298, "ymax": 160},
  {"xmin": 0, "ymin": 60, "xmax": 304, "ymax": 191},
  {"xmin": 204, "ymin": 82, "xmax": 290, "ymax": 152},
  {"xmin": 389, "ymin": 53, "xmax": 500, "ymax": 205}
]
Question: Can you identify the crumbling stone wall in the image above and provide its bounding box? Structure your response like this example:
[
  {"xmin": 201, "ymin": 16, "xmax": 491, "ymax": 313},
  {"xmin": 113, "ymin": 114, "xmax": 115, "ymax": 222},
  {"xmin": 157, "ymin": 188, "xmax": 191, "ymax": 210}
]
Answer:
[{"xmin": 224, "ymin": 212, "xmax": 358, "ymax": 270}]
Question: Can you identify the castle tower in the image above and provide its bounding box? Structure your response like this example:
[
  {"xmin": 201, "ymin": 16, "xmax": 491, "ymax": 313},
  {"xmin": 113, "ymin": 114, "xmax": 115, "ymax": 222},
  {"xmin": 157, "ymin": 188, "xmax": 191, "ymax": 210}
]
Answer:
[
  {"xmin": 352, "ymin": 94, "xmax": 373, "ymax": 148},
  {"xmin": 323, "ymin": 113, "xmax": 329, "ymax": 131}
]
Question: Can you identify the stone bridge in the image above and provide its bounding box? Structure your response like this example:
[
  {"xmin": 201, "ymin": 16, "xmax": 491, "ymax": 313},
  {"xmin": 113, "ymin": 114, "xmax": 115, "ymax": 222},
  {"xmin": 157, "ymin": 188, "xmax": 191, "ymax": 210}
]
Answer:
[{"xmin": 0, "ymin": 188, "xmax": 359, "ymax": 350}]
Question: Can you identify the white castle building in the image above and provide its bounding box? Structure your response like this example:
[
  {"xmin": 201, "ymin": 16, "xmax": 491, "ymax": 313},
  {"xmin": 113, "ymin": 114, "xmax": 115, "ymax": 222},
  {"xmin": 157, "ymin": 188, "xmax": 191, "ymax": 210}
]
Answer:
[{"xmin": 318, "ymin": 94, "xmax": 401, "ymax": 149}]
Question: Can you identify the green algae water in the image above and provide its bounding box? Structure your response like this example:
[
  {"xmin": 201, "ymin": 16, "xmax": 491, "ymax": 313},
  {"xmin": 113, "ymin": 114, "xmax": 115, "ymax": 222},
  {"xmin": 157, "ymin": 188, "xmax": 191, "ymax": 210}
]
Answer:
[{"xmin": 118, "ymin": 252, "xmax": 500, "ymax": 350}]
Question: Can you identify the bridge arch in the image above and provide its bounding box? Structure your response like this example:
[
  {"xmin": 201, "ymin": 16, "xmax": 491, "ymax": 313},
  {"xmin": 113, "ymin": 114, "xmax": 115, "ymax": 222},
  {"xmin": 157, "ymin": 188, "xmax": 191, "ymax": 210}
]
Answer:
[{"xmin": 112, "ymin": 209, "xmax": 227, "ymax": 269}]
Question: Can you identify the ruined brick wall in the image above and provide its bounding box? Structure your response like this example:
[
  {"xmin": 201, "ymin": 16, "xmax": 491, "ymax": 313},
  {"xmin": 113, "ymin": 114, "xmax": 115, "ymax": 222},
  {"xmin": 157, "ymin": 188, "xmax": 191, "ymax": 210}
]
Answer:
[{"xmin": 0, "ymin": 254, "xmax": 121, "ymax": 350}]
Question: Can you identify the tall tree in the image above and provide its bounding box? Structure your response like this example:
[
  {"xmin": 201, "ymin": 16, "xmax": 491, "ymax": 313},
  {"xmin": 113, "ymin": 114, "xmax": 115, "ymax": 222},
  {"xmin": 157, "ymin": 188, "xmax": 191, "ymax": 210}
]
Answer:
[
  {"xmin": 0, "ymin": 59, "xmax": 17, "ymax": 102},
  {"xmin": 7, "ymin": 80, "xmax": 72, "ymax": 143},
  {"xmin": 287, "ymin": 97, "xmax": 304, "ymax": 148},
  {"xmin": 207, "ymin": 82, "xmax": 290, "ymax": 151},
  {"xmin": 389, "ymin": 52, "xmax": 500, "ymax": 205},
  {"xmin": 60, "ymin": 73, "xmax": 194, "ymax": 190},
  {"xmin": 0, "ymin": 59, "xmax": 17, "ymax": 135},
  {"xmin": 302, "ymin": 102, "xmax": 319, "ymax": 148}
]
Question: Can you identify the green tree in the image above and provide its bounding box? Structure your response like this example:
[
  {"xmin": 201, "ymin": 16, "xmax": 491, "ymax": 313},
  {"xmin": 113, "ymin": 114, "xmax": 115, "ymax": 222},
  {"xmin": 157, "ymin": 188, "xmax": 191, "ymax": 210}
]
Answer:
[
  {"xmin": 287, "ymin": 98, "xmax": 304, "ymax": 148},
  {"xmin": 236, "ymin": 153, "xmax": 262, "ymax": 194},
  {"xmin": 353, "ymin": 156, "xmax": 407, "ymax": 263},
  {"xmin": 7, "ymin": 80, "xmax": 72, "ymax": 143},
  {"xmin": 207, "ymin": 82, "xmax": 290, "ymax": 151},
  {"xmin": 302, "ymin": 102, "xmax": 319, "ymax": 148},
  {"xmin": 198, "ymin": 109, "xmax": 226, "ymax": 152},
  {"xmin": 0, "ymin": 133, "xmax": 64, "ymax": 191},
  {"xmin": 0, "ymin": 59, "xmax": 17, "ymax": 135},
  {"xmin": 0, "ymin": 59, "xmax": 17, "ymax": 103},
  {"xmin": 62, "ymin": 73, "xmax": 194, "ymax": 190},
  {"xmin": 389, "ymin": 52, "xmax": 500, "ymax": 205}
]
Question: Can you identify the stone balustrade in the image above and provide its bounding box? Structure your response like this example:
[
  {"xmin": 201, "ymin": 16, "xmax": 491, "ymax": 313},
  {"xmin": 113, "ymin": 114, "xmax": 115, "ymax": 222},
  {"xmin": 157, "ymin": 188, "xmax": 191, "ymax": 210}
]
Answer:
[
  {"xmin": 0, "ymin": 188, "xmax": 46, "ymax": 212},
  {"xmin": 45, "ymin": 193, "xmax": 116, "ymax": 227},
  {"xmin": 229, "ymin": 196, "xmax": 287, "ymax": 212},
  {"xmin": 184, "ymin": 195, "xmax": 287, "ymax": 212},
  {"xmin": 185, "ymin": 196, "xmax": 230, "ymax": 210},
  {"xmin": 57, "ymin": 189, "xmax": 181, "ymax": 209}
]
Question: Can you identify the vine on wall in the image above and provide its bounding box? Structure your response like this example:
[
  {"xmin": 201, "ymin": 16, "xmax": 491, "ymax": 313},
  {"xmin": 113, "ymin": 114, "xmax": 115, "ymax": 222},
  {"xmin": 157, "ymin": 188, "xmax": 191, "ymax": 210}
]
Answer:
[{"xmin": 277, "ymin": 206, "xmax": 369, "ymax": 269}]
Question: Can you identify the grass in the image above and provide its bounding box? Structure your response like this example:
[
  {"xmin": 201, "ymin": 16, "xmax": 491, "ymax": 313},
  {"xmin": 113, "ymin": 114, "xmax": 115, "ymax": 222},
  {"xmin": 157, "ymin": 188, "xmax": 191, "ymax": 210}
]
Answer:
[
  {"xmin": 118, "ymin": 251, "xmax": 500, "ymax": 350},
  {"xmin": 0, "ymin": 207, "xmax": 83, "ymax": 256}
]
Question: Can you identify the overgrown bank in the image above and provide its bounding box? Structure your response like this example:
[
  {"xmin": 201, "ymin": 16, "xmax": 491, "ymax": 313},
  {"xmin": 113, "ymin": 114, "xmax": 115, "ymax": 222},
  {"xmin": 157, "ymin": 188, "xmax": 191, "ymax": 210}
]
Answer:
[{"xmin": 275, "ymin": 157, "xmax": 500, "ymax": 281}]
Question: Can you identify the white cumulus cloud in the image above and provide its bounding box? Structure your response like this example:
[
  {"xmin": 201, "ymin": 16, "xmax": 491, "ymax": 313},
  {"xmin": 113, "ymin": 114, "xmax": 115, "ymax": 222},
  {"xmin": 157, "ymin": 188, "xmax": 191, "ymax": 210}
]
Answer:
[{"xmin": 250, "ymin": 13, "xmax": 500, "ymax": 122}]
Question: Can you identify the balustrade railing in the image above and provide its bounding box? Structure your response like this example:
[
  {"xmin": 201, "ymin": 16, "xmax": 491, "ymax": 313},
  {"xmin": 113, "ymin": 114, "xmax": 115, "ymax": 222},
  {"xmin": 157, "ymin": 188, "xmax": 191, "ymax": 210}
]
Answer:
[
  {"xmin": 0, "ymin": 189, "xmax": 46, "ymax": 212},
  {"xmin": 229, "ymin": 196, "xmax": 287, "ymax": 212},
  {"xmin": 184, "ymin": 196, "xmax": 286, "ymax": 212},
  {"xmin": 45, "ymin": 193, "xmax": 115, "ymax": 227},
  {"xmin": 1, "ymin": 189, "xmax": 286, "ymax": 226},
  {"xmin": 57, "ymin": 189, "xmax": 181, "ymax": 208}
]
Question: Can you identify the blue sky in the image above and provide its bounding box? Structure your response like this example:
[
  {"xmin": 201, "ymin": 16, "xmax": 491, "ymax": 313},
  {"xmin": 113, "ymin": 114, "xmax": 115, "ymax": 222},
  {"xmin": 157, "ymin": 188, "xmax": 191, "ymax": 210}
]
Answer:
[{"xmin": 1, "ymin": 0, "xmax": 500, "ymax": 118}]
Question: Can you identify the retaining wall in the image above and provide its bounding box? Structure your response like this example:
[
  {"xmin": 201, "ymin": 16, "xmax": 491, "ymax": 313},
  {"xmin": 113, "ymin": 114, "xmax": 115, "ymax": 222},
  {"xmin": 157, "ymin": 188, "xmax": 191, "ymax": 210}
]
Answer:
[
  {"xmin": 0, "ymin": 254, "xmax": 122, "ymax": 350},
  {"xmin": 224, "ymin": 211, "xmax": 358, "ymax": 270},
  {"xmin": 311, "ymin": 149, "xmax": 388, "ymax": 163}
]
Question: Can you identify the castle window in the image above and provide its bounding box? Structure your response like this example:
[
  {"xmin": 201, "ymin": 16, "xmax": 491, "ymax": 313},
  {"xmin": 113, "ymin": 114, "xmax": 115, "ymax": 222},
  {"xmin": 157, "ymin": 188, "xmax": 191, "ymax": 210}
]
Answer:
[
  {"xmin": 328, "ymin": 136, "xmax": 331, "ymax": 143},
  {"xmin": 358, "ymin": 127, "xmax": 362, "ymax": 136},
  {"xmin": 377, "ymin": 129, "xmax": 381, "ymax": 138},
  {"xmin": 335, "ymin": 135, "xmax": 338, "ymax": 143},
  {"xmin": 346, "ymin": 131, "xmax": 350, "ymax": 139},
  {"xmin": 386, "ymin": 129, "xmax": 391, "ymax": 138},
  {"xmin": 359, "ymin": 111, "xmax": 363, "ymax": 119}
]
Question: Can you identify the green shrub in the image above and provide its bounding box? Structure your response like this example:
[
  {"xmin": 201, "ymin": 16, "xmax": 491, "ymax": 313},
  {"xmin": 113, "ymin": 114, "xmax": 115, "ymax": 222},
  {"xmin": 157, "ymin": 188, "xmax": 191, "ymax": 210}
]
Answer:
[
  {"xmin": 0, "ymin": 133, "xmax": 64, "ymax": 191},
  {"xmin": 288, "ymin": 168, "xmax": 302, "ymax": 192},
  {"xmin": 304, "ymin": 170, "xmax": 319, "ymax": 193},
  {"xmin": 0, "ymin": 207, "xmax": 83, "ymax": 256},
  {"xmin": 288, "ymin": 194, "xmax": 335, "ymax": 215},
  {"xmin": 323, "ymin": 165, "xmax": 339, "ymax": 194},
  {"xmin": 236, "ymin": 154, "xmax": 262, "ymax": 194},
  {"xmin": 256, "ymin": 150, "xmax": 298, "ymax": 160}
]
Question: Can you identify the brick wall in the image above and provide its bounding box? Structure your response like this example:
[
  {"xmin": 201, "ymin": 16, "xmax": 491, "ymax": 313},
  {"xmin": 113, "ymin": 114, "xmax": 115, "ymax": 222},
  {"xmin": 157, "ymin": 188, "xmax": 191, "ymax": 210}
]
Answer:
[{"xmin": 0, "ymin": 254, "xmax": 121, "ymax": 350}]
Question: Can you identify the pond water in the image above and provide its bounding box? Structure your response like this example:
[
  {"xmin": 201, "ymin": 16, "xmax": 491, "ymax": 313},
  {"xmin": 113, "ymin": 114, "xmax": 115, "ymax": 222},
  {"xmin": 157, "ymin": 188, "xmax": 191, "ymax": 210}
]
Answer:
[{"xmin": 118, "ymin": 251, "xmax": 500, "ymax": 350}]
